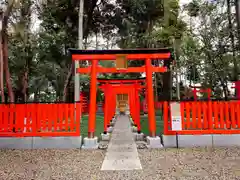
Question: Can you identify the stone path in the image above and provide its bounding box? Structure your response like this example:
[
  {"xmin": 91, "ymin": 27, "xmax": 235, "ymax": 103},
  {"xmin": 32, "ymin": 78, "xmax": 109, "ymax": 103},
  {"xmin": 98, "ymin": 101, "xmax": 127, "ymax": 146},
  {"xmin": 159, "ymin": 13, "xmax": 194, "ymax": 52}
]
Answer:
[{"xmin": 101, "ymin": 115, "xmax": 142, "ymax": 171}]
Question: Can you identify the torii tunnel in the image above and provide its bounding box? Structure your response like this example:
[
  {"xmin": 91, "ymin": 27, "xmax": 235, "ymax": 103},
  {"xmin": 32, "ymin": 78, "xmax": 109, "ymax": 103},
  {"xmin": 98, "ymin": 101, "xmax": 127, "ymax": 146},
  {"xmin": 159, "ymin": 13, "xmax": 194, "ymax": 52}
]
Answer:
[
  {"xmin": 98, "ymin": 79, "xmax": 145, "ymax": 134},
  {"xmin": 69, "ymin": 48, "xmax": 173, "ymax": 138}
]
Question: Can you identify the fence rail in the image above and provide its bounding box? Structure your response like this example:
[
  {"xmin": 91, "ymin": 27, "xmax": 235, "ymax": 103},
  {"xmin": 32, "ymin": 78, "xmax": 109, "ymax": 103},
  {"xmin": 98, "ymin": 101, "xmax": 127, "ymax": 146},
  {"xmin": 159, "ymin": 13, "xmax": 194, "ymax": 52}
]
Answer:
[
  {"xmin": 164, "ymin": 101, "xmax": 240, "ymax": 135},
  {"xmin": 0, "ymin": 103, "xmax": 82, "ymax": 137}
]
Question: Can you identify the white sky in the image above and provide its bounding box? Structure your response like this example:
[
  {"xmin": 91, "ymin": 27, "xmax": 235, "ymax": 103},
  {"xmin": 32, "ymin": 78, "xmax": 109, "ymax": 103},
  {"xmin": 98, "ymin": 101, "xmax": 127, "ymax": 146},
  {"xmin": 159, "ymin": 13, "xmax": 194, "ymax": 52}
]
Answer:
[{"xmin": 180, "ymin": 0, "xmax": 191, "ymax": 5}]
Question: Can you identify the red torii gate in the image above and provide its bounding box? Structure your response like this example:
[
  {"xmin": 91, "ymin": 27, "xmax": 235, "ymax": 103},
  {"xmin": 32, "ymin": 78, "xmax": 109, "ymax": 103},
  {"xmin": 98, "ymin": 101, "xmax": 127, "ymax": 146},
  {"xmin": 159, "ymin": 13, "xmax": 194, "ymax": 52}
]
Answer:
[
  {"xmin": 190, "ymin": 85, "xmax": 212, "ymax": 100},
  {"xmin": 232, "ymin": 80, "xmax": 240, "ymax": 99},
  {"xmin": 69, "ymin": 48, "xmax": 172, "ymax": 139},
  {"xmin": 98, "ymin": 79, "xmax": 145, "ymax": 133}
]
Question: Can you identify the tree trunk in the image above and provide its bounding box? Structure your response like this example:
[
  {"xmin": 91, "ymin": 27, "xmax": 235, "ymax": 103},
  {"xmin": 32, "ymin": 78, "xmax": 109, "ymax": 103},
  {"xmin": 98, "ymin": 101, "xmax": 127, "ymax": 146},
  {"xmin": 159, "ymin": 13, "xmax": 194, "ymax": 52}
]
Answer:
[
  {"xmin": 20, "ymin": 1, "xmax": 31, "ymax": 103},
  {"xmin": 227, "ymin": 0, "xmax": 238, "ymax": 86},
  {"xmin": 34, "ymin": 89, "xmax": 39, "ymax": 102},
  {"xmin": 95, "ymin": 32, "xmax": 98, "ymax": 49},
  {"xmin": 0, "ymin": 13, "xmax": 5, "ymax": 103},
  {"xmin": 220, "ymin": 79, "xmax": 228, "ymax": 100},
  {"xmin": 0, "ymin": 41, "xmax": 4, "ymax": 103},
  {"xmin": 2, "ymin": 3, "xmax": 15, "ymax": 103},
  {"xmin": 235, "ymin": 0, "xmax": 240, "ymax": 52},
  {"xmin": 206, "ymin": 39, "xmax": 229, "ymax": 100},
  {"xmin": 2, "ymin": 35, "xmax": 14, "ymax": 103},
  {"xmin": 160, "ymin": 71, "xmax": 172, "ymax": 101},
  {"xmin": 21, "ymin": 71, "xmax": 28, "ymax": 102},
  {"xmin": 63, "ymin": 64, "xmax": 73, "ymax": 102}
]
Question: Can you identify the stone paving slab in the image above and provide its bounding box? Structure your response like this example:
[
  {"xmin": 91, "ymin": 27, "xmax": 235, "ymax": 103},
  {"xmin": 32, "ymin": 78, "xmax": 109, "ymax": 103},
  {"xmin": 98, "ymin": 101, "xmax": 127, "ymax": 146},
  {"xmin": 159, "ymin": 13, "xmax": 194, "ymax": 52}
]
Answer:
[
  {"xmin": 101, "ymin": 115, "xmax": 142, "ymax": 171},
  {"xmin": 109, "ymin": 143, "xmax": 136, "ymax": 152}
]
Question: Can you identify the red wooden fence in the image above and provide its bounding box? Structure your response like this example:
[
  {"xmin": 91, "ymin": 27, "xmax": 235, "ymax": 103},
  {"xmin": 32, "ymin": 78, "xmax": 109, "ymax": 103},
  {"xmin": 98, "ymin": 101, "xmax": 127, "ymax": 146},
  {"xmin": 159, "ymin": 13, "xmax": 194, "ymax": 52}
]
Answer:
[
  {"xmin": 2, "ymin": 101, "xmax": 240, "ymax": 137},
  {"xmin": 0, "ymin": 103, "xmax": 81, "ymax": 137},
  {"xmin": 164, "ymin": 101, "xmax": 240, "ymax": 135}
]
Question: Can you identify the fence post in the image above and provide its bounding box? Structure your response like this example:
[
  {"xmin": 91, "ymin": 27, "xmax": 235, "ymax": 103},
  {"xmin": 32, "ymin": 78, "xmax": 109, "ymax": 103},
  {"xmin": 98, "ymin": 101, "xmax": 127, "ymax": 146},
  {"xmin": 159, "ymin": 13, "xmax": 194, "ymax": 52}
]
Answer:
[
  {"xmin": 32, "ymin": 104, "xmax": 37, "ymax": 136},
  {"xmin": 208, "ymin": 101, "xmax": 213, "ymax": 131},
  {"xmin": 163, "ymin": 101, "xmax": 169, "ymax": 135}
]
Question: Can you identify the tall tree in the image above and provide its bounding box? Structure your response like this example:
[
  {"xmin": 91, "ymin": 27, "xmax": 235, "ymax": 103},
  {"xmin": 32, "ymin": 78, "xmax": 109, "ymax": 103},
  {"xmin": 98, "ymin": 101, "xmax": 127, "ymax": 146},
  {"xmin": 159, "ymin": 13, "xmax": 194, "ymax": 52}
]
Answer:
[
  {"xmin": 37, "ymin": 0, "xmax": 111, "ymax": 101},
  {"xmin": 10, "ymin": 0, "xmax": 34, "ymax": 102},
  {"xmin": 1, "ymin": 0, "xmax": 17, "ymax": 102},
  {"xmin": 235, "ymin": 0, "xmax": 240, "ymax": 53},
  {"xmin": 183, "ymin": 0, "xmax": 234, "ymax": 98},
  {"xmin": 0, "ymin": 10, "xmax": 4, "ymax": 102},
  {"xmin": 226, "ymin": 0, "xmax": 238, "ymax": 86}
]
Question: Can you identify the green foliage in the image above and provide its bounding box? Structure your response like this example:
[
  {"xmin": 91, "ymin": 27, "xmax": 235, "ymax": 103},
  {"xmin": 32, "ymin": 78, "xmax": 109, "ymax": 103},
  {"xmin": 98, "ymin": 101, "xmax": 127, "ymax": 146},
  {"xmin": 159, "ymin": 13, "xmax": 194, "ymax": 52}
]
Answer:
[
  {"xmin": 9, "ymin": 0, "xmax": 183, "ymax": 101},
  {"xmin": 179, "ymin": 0, "xmax": 240, "ymax": 99},
  {"xmin": 186, "ymin": 65, "xmax": 200, "ymax": 84},
  {"xmin": 184, "ymin": 0, "xmax": 200, "ymax": 17},
  {"xmin": 5, "ymin": 0, "xmax": 240, "ymax": 102}
]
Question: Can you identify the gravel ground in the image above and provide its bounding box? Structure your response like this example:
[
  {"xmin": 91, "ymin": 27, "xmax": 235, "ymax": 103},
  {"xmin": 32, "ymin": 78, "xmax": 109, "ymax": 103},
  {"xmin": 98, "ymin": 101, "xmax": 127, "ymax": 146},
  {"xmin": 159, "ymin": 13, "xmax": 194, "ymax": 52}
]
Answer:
[{"xmin": 0, "ymin": 147, "xmax": 240, "ymax": 180}]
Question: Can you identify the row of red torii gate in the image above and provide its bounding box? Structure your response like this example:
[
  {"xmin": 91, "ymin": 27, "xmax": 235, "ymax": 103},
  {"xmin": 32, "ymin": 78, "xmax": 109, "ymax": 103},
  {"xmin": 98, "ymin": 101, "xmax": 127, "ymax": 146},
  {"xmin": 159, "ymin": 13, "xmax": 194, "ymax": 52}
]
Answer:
[
  {"xmin": 70, "ymin": 48, "xmax": 240, "ymax": 141},
  {"xmin": 70, "ymin": 48, "xmax": 172, "ymax": 139},
  {"xmin": 99, "ymin": 79, "xmax": 144, "ymax": 134}
]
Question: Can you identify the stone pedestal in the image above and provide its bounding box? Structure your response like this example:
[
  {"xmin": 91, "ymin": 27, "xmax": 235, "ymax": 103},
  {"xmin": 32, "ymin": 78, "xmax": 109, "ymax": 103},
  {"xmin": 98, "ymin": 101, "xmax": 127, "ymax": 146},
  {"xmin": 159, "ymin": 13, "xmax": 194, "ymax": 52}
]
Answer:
[
  {"xmin": 107, "ymin": 126, "xmax": 113, "ymax": 133},
  {"xmin": 146, "ymin": 136, "xmax": 163, "ymax": 148},
  {"xmin": 131, "ymin": 126, "xmax": 138, "ymax": 132},
  {"xmin": 133, "ymin": 133, "xmax": 144, "ymax": 141},
  {"xmin": 101, "ymin": 133, "xmax": 110, "ymax": 141},
  {"xmin": 82, "ymin": 137, "xmax": 98, "ymax": 149}
]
